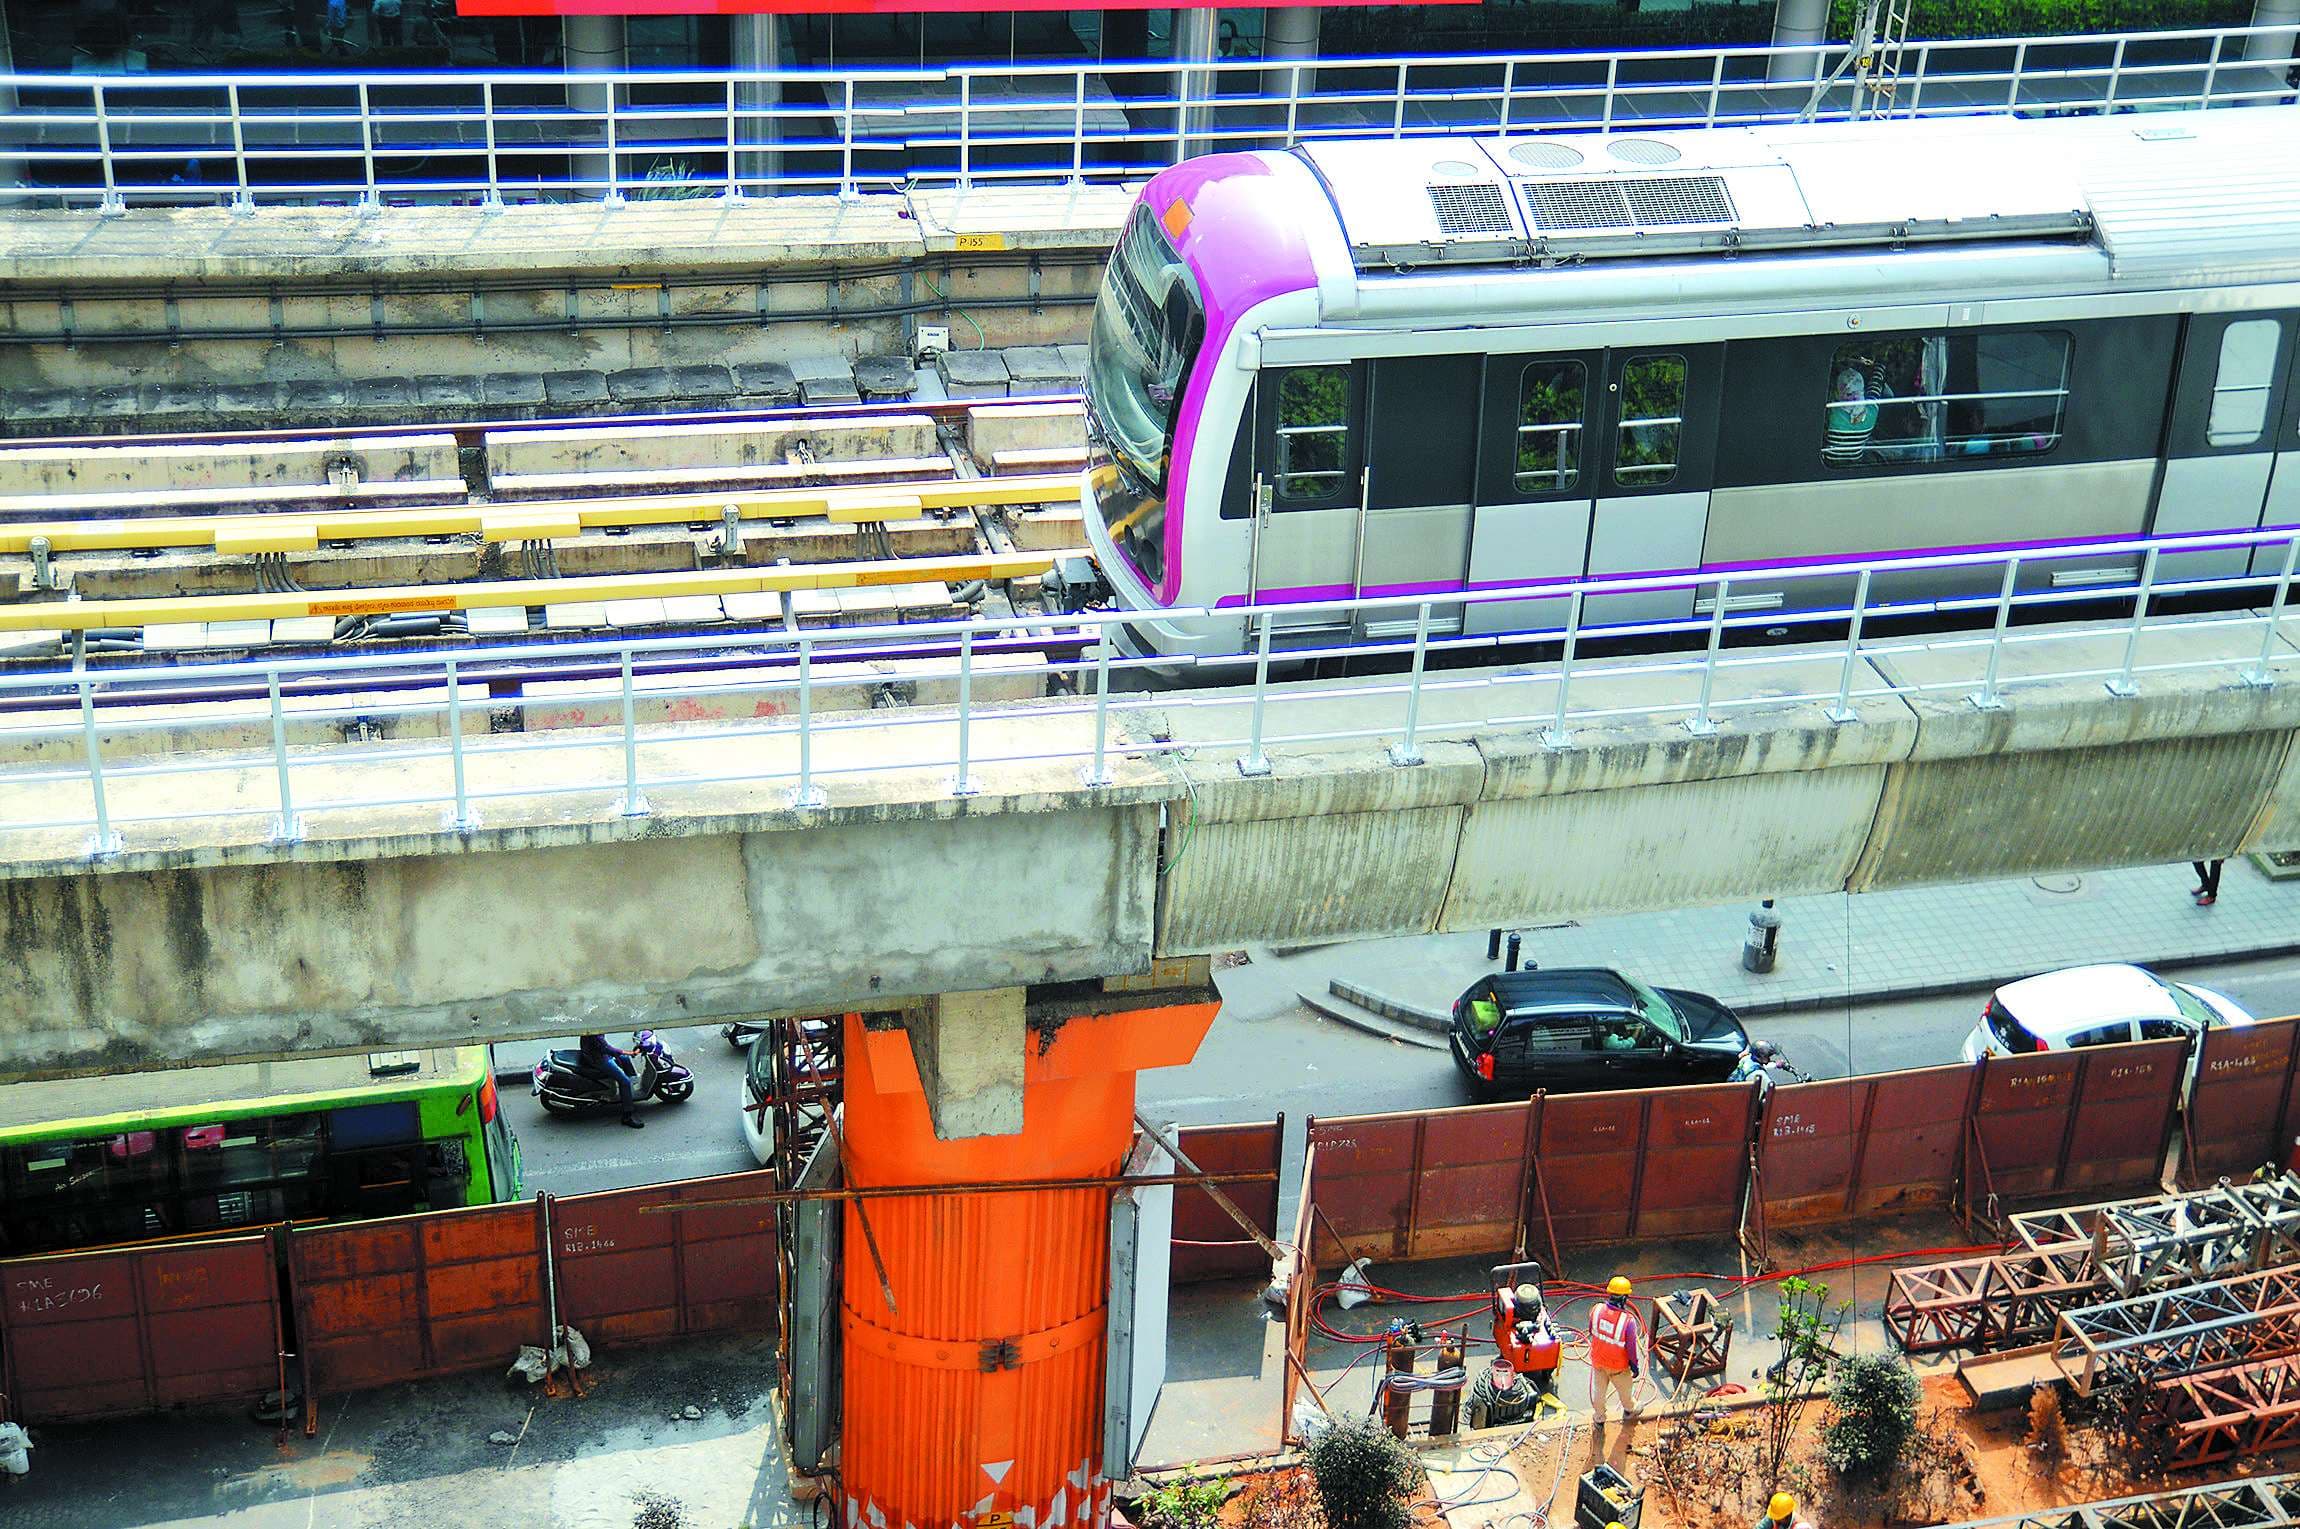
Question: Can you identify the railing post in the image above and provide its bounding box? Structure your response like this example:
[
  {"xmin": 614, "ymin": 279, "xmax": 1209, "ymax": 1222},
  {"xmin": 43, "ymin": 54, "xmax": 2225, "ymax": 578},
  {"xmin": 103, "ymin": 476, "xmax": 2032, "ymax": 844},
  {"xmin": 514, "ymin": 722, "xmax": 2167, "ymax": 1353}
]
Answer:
[
  {"xmin": 2241, "ymin": 535, "xmax": 2299, "ymax": 689},
  {"xmin": 619, "ymin": 648, "xmax": 649, "ymax": 816},
  {"xmin": 1686, "ymin": 578, "xmax": 1729, "ymax": 736},
  {"xmin": 601, "ymin": 77, "xmax": 625, "ymax": 206},
  {"xmin": 2106, "ymin": 544, "xmax": 2159, "ymax": 698},
  {"xmin": 1500, "ymin": 60, "xmax": 1517, "ymax": 134},
  {"xmin": 725, "ymin": 79, "xmax": 742, "ymax": 199},
  {"xmin": 230, "ymin": 83, "xmax": 257, "ymax": 213},
  {"xmin": 1392, "ymin": 62, "xmax": 1408, "ymax": 138},
  {"xmin": 1969, "ymin": 556, "xmax": 2022, "ymax": 711},
  {"xmin": 444, "ymin": 658, "xmax": 474, "ymax": 832},
  {"xmin": 2106, "ymin": 37, "xmax": 2128, "ymax": 111},
  {"xmin": 1706, "ymin": 54, "xmax": 1725, "ymax": 127},
  {"xmin": 1071, "ymin": 73, "xmax": 1087, "ymax": 183},
  {"xmin": 950, "ymin": 628, "xmax": 981, "ymax": 797},
  {"xmin": 1908, "ymin": 44, "xmax": 1930, "ymax": 116},
  {"xmin": 1389, "ymin": 602, "xmax": 1431, "ymax": 767},
  {"xmin": 1603, "ymin": 56, "xmax": 1620, "ymax": 131},
  {"xmin": 1285, "ymin": 65, "xmax": 1302, "ymax": 147},
  {"xmin": 2200, "ymin": 31, "xmax": 2224, "ymax": 105},
  {"xmin": 1543, "ymin": 590, "xmax": 1583, "ymax": 750},
  {"xmin": 792, "ymin": 635, "xmax": 826, "ymax": 808},
  {"xmin": 93, "ymin": 82, "xmax": 125, "ymax": 215},
  {"xmin": 78, "ymin": 668, "xmax": 121, "ymax": 859},
  {"xmin": 482, "ymin": 81, "xmax": 504, "ymax": 210},
  {"xmin": 1239, "ymin": 613, "xmax": 1275, "ymax": 778},
  {"xmin": 958, "ymin": 75, "xmax": 973, "ymax": 190},
  {"xmin": 2008, "ymin": 41, "xmax": 2028, "ymax": 109},
  {"xmin": 1829, "ymin": 567, "xmax": 1872, "ymax": 724},
  {"xmin": 840, "ymin": 80, "xmax": 858, "ymax": 200},
  {"xmin": 354, "ymin": 81, "xmax": 377, "ymax": 211},
  {"xmin": 268, "ymin": 669, "xmax": 303, "ymax": 843},
  {"xmin": 1080, "ymin": 636, "xmax": 1115, "ymax": 787}
]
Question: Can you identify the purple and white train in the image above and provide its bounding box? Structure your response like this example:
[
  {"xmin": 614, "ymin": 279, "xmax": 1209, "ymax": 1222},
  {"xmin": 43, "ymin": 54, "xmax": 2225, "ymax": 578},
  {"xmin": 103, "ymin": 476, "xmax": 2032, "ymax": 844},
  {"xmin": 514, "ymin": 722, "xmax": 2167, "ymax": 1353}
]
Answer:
[{"xmin": 1079, "ymin": 105, "xmax": 2300, "ymax": 658}]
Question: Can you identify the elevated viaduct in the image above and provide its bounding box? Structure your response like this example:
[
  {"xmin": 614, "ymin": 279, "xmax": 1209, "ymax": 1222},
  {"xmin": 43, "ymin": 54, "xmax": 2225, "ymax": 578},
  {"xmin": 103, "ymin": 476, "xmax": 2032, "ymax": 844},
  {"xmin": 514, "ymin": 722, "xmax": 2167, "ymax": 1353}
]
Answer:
[{"xmin": 2, "ymin": 613, "xmax": 2296, "ymax": 1079}]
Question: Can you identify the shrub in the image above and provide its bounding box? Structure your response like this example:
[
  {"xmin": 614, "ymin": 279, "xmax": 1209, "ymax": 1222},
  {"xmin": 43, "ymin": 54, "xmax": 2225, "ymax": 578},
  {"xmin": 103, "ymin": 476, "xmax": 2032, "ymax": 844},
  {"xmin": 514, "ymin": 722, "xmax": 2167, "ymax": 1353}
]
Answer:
[
  {"xmin": 1305, "ymin": 1416, "xmax": 1420, "ymax": 1529},
  {"xmin": 1821, "ymin": 1353, "xmax": 1922, "ymax": 1480},
  {"xmin": 1135, "ymin": 1473, "xmax": 1231, "ymax": 1529}
]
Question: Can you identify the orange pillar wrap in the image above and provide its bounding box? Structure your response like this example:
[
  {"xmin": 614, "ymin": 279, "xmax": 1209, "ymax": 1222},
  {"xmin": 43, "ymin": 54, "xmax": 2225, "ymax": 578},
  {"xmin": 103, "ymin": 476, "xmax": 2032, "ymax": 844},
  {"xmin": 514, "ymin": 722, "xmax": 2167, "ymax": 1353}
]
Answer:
[{"xmin": 839, "ymin": 1001, "xmax": 1216, "ymax": 1529}]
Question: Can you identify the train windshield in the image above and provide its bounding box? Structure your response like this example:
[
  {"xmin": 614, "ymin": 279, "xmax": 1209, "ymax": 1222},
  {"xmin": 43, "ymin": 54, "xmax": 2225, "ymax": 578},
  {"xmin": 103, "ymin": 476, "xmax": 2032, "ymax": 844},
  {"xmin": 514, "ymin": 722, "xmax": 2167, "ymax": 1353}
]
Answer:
[{"xmin": 1086, "ymin": 205, "xmax": 1204, "ymax": 587}]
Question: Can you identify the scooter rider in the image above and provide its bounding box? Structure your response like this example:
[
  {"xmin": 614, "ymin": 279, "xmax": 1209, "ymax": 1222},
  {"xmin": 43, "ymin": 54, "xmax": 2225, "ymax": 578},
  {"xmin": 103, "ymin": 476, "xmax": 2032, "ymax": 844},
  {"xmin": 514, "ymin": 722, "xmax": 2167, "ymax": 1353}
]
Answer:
[{"xmin": 579, "ymin": 1033, "xmax": 645, "ymax": 1129}]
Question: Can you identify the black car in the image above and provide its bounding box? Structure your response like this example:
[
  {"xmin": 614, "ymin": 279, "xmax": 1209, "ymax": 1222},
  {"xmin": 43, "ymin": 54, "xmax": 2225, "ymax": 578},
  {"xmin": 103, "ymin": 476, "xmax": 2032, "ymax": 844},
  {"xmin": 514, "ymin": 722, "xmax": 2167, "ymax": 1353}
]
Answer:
[{"xmin": 1448, "ymin": 967, "xmax": 1755, "ymax": 1100}]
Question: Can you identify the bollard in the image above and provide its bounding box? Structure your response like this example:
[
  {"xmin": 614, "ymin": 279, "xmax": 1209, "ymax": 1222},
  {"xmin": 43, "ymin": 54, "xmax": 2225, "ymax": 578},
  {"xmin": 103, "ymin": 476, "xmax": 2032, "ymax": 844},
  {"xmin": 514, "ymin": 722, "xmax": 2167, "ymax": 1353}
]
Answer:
[
  {"xmin": 1742, "ymin": 899, "xmax": 1782, "ymax": 974},
  {"xmin": 1506, "ymin": 932, "xmax": 1523, "ymax": 973},
  {"xmin": 1383, "ymin": 1331, "xmax": 1417, "ymax": 1439},
  {"xmin": 1431, "ymin": 1333, "xmax": 1466, "ymax": 1437},
  {"xmin": 1487, "ymin": 928, "xmax": 1503, "ymax": 962}
]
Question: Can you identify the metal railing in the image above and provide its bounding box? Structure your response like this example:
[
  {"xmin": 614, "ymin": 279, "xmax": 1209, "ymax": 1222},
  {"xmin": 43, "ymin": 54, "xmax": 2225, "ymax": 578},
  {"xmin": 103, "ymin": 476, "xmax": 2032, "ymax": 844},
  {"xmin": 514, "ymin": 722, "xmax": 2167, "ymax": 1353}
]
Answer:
[
  {"xmin": 1, "ymin": 24, "xmax": 2295, "ymax": 211},
  {"xmin": 0, "ymin": 524, "xmax": 2294, "ymax": 860}
]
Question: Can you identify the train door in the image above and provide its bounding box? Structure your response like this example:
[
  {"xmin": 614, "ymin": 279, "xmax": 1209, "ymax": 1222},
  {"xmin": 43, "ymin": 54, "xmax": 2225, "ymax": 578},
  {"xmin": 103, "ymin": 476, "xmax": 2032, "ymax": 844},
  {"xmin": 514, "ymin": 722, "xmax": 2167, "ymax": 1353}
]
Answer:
[
  {"xmin": 2154, "ymin": 313, "xmax": 2295, "ymax": 582},
  {"xmin": 1353, "ymin": 353, "xmax": 1481, "ymax": 638},
  {"xmin": 1465, "ymin": 349, "xmax": 1603, "ymax": 637},
  {"xmin": 1583, "ymin": 346, "xmax": 1722, "ymax": 627},
  {"xmin": 1247, "ymin": 362, "xmax": 1365, "ymax": 633},
  {"xmin": 2262, "ymin": 321, "xmax": 2300, "ymax": 580}
]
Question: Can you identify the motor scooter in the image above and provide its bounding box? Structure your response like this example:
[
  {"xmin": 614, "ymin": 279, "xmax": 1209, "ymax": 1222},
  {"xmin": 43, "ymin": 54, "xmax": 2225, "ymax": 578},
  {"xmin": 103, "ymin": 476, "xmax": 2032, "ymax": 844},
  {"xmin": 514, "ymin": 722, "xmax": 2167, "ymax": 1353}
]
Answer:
[{"xmin": 532, "ymin": 1031, "xmax": 696, "ymax": 1115}]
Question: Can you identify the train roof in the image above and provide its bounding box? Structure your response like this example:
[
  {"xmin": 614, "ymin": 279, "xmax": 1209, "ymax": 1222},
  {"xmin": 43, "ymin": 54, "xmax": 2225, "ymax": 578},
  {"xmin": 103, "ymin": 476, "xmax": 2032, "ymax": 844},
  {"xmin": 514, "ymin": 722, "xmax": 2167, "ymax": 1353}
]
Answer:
[{"xmin": 1289, "ymin": 106, "xmax": 2300, "ymax": 286}]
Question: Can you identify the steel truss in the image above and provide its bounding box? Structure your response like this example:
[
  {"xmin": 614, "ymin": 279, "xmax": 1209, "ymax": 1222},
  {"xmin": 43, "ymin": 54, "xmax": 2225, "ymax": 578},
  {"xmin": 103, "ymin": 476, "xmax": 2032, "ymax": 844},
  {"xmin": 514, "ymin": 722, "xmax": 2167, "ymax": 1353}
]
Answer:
[
  {"xmin": 1949, "ymin": 1472, "xmax": 2300, "ymax": 1528},
  {"xmin": 1885, "ymin": 1243, "xmax": 2097, "ymax": 1354},
  {"xmin": 2154, "ymin": 1354, "xmax": 2300, "ymax": 1470},
  {"xmin": 2059, "ymin": 1266, "xmax": 2300, "ymax": 1395},
  {"xmin": 2014, "ymin": 1176, "xmax": 2300, "ymax": 1297}
]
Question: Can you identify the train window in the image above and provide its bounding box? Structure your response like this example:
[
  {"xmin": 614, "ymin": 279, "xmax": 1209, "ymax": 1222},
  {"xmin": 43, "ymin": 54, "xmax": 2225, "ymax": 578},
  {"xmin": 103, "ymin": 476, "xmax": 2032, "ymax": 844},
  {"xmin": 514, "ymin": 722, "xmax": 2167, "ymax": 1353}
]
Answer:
[
  {"xmin": 1274, "ymin": 366, "xmax": 1351, "ymax": 504},
  {"xmin": 1824, "ymin": 331, "xmax": 2070, "ymax": 467},
  {"xmin": 2208, "ymin": 320, "xmax": 2281, "ymax": 447},
  {"xmin": 1615, "ymin": 355, "xmax": 1685, "ymax": 487},
  {"xmin": 1514, "ymin": 362, "xmax": 1586, "ymax": 494}
]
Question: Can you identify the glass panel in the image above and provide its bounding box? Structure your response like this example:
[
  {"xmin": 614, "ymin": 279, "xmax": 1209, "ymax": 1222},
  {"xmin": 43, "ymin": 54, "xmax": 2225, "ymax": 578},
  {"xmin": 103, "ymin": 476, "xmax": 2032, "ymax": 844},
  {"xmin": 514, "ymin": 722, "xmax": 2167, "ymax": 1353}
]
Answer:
[
  {"xmin": 1615, "ymin": 355, "xmax": 1685, "ymax": 486},
  {"xmin": 1274, "ymin": 365, "xmax": 1351, "ymax": 504},
  {"xmin": 2208, "ymin": 319, "xmax": 2281, "ymax": 447},
  {"xmin": 1825, "ymin": 332, "xmax": 2070, "ymax": 467},
  {"xmin": 1514, "ymin": 360, "xmax": 1586, "ymax": 494}
]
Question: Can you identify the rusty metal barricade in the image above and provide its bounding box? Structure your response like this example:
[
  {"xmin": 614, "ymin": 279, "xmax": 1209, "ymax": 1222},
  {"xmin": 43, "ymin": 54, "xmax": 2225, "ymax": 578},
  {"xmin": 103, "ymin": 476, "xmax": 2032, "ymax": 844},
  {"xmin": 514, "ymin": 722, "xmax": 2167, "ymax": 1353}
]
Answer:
[
  {"xmin": 0, "ymin": 1234, "xmax": 285, "ymax": 1423},
  {"xmin": 1170, "ymin": 1118, "xmax": 1284, "ymax": 1284},
  {"xmin": 1305, "ymin": 1101, "xmax": 1535, "ymax": 1266},
  {"xmin": 290, "ymin": 1200, "xmax": 550, "ymax": 1423},
  {"xmin": 550, "ymin": 1173, "xmax": 779, "ymax": 1345},
  {"xmin": 2188, "ymin": 1019, "xmax": 2300, "ymax": 1184}
]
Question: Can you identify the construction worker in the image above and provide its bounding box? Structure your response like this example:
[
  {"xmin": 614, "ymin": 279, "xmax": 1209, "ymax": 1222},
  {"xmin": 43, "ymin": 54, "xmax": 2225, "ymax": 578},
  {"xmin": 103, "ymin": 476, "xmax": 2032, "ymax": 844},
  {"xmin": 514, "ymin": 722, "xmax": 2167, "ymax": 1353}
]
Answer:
[
  {"xmin": 1587, "ymin": 1275, "xmax": 1644, "ymax": 1427},
  {"xmin": 1756, "ymin": 1492, "xmax": 1797, "ymax": 1528}
]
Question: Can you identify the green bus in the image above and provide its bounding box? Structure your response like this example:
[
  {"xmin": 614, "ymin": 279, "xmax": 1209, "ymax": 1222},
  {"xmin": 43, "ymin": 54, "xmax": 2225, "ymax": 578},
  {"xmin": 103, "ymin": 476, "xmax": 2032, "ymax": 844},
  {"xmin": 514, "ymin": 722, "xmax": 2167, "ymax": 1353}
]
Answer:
[{"xmin": 0, "ymin": 1048, "xmax": 523, "ymax": 1259}]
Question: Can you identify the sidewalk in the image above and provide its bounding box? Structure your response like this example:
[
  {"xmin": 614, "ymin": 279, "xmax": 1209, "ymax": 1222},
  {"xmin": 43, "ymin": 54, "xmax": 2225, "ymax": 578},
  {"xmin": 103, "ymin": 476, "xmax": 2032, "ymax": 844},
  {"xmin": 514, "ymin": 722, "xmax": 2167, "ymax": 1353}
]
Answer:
[{"xmin": 1285, "ymin": 855, "xmax": 2300, "ymax": 1040}]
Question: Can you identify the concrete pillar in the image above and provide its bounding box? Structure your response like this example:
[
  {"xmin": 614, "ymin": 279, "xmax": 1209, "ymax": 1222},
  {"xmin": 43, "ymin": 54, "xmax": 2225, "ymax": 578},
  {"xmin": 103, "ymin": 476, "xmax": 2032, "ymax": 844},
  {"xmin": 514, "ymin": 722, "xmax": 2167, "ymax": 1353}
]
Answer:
[
  {"xmin": 1264, "ymin": 6, "xmax": 1321, "ymax": 99},
  {"xmin": 2245, "ymin": 0, "xmax": 2300, "ymax": 68},
  {"xmin": 563, "ymin": 14, "xmax": 625, "ymax": 200},
  {"xmin": 1174, "ymin": 8, "xmax": 1220, "ymax": 160},
  {"xmin": 1768, "ymin": 0, "xmax": 1830, "ymax": 84},
  {"xmin": 900, "ymin": 987, "xmax": 1027, "ymax": 1140},
  {"xmin": 730, "ymin": 14, "xmax": 783, "ymax": 195}
]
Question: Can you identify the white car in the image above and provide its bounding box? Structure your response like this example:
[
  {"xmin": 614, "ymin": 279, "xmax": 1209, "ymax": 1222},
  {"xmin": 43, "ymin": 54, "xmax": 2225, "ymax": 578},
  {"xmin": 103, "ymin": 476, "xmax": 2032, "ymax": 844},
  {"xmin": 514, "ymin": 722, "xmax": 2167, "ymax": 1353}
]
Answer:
[{"xmin": 1960, "ymin": 964, "xmax": 2254, "ymax": 1081}]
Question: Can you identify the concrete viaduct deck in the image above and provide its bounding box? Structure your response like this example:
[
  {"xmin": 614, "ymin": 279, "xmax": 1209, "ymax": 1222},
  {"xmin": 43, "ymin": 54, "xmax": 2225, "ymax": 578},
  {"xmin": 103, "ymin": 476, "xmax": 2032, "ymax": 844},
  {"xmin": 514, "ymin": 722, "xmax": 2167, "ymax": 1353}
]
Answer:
[{"xmin": 1, "ymin": 604, "xmax": 2296, "ymax": 1078}]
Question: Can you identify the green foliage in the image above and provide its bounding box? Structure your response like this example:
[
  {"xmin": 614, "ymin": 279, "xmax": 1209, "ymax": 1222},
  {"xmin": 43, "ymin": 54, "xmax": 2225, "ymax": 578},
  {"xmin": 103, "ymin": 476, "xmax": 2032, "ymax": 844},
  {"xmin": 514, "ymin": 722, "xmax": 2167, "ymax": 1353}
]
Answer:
[
  {"xmin": 1136, "ymin": 1472, "xmax": 1232, "ymax": 1529},
  {"xmin": 1828, "ymin": 0, "xmax": 2251, "ymax": 39},
  {"xmin": 1760, "ymin": 1276, "xmax": 1851, "ymax": 1487},
  {"xmin": 1305, "ymin": 1415, "xmax": 1421, "ymax": 1529},
  {"xmin": 1822, "ymin": 1353, "xmax": 1923, "ymax": 1479}
]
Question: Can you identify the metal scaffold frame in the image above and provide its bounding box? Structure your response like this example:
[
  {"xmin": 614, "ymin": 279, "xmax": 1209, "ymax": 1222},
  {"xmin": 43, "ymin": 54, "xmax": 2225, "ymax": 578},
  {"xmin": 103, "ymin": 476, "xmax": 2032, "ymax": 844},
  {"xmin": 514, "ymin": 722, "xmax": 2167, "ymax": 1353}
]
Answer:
[
  {"xmin": 1949, "ymin": 1473, "xmax": 2300, "ymax": 1528},
  {"xmin": 1885, "ymin": 1243, "xmax": 2098, "ymax": 1354},
  {"xmin": 2154, "ymin": 1354, "xmax": 2300, "ymax": 1470},
  {"xmin": 2014, "ymin": 1176, "xmax": 2300, "ymax": 1297},
  {"xmin": 2058, "ymin": 1265, "xmax": 2300, "ymax": 1396}
]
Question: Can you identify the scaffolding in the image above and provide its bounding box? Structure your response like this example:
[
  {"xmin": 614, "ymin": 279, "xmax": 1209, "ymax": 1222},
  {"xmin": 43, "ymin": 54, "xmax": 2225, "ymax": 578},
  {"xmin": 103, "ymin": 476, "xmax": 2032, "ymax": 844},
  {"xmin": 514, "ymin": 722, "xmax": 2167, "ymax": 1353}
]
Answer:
[
  {"xmin": 2057, "ymin": 1265, "xmax": 2300, "ymax": 1396},
  {"xmin": 2154, "ymin": 1354, "xmax": 2300, "ymax": 1470},
  {"xmin": 2013, "ymin": 1176, "xmax": 2300, "ymax": 1297},
  {"xmin": 1885, "ymin": 1243, "xmax": 2098, "ymax": 1354},
  {"xmin": 1948, "ymin": 1472, "xmax": 2300, "ymax": 1528}
]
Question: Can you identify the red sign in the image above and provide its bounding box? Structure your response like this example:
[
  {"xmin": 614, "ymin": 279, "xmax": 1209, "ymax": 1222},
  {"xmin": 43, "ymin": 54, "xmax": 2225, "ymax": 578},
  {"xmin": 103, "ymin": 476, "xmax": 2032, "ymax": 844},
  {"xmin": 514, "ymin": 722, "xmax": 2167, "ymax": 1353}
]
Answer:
[{"xmin": 461, "ymin": 1, "xmax": 1469, "ymax": 13}]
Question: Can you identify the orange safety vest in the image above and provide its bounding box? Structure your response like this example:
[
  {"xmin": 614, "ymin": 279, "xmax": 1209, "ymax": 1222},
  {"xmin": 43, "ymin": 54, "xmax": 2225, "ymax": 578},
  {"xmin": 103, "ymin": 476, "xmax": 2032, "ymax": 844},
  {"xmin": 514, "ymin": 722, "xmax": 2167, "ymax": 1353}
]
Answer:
[{"xmin": 1589, "ymin": 1302, "xmax": 1638, "ymax": 1373}]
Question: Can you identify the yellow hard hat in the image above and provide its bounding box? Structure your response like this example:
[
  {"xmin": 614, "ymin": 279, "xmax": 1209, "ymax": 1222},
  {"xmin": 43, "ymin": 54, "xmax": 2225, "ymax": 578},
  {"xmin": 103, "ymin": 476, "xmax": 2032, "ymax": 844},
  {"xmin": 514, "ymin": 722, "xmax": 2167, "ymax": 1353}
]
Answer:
[
  {"xmin": 1768, "ymin": 1493, "xmax": 1797, "ymax": 1521},
  {"xmin": 1608, "ymin": 1275, "xmax": 1633, "ymax": 1297}
]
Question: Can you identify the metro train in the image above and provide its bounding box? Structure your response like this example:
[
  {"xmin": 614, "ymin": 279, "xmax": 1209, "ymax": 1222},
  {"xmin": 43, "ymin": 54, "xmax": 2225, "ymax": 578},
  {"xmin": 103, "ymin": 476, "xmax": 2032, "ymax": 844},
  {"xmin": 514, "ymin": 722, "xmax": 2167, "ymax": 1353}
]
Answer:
[{"xmin": 1076, "ymin": 104, "xmax": 2300, "ymax": 658}]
